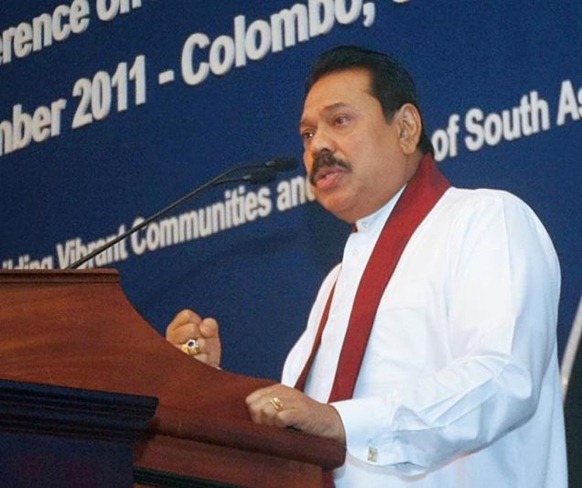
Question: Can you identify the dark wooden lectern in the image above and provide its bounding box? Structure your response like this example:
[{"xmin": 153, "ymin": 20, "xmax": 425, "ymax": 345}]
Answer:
[{"xmin": 0, "ymin": 270, "xmax": 345, "ymax": 487}]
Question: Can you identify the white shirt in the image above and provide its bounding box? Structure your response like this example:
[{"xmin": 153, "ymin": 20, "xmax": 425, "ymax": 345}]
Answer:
[{"xmin": 282, "ymin": 187, "xmax": 567, "ymax": 488}]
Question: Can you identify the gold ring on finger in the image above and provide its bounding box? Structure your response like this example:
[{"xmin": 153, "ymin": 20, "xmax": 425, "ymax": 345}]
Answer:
[
  {"xmin": 270, "ymin": 397, "xmax": 284, "ymax": 412},
  {"xmin": 181, "ymin": 338, "xmax": 201, "ymax": 356}
]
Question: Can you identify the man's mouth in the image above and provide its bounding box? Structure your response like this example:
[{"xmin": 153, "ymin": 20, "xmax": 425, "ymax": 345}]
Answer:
[
  {"xmin": 312, "ymin": 165, "xmax": 347, "ymax": 189},
  {"xmin": 309, "ymin": 152, "xmax": 351, "ymax": 188}
]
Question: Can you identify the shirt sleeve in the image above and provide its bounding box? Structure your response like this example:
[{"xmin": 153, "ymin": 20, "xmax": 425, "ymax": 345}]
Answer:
[{"xmin": 331, "ymin": 191, "xmax": 561, "ymax": 475}]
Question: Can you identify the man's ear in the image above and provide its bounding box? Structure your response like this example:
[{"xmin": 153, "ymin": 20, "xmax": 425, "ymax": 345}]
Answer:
[{"xmin": 396, "ymin": 103, "xmax": 422, "ymax": 155}]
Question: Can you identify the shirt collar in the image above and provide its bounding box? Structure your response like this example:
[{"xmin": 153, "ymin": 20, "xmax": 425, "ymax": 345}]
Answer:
[{"xmin": 354, "ymin": 185, "xmax": 406, "ymax": 233}]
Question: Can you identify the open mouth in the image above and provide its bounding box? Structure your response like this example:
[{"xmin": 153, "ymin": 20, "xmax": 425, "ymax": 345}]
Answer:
[{"xmin": 312, "ymin": 164, "xmax": 348, "ymax": 189}]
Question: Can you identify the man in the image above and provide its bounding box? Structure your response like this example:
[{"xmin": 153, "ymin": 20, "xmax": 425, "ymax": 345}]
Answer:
[{"xmin": 167, "ymin": 46, "xmax": 567, "ymax": 487}]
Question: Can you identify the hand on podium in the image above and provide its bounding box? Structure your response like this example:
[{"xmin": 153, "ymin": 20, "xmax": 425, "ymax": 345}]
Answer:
[
  {"xmin": 246, "ymin": 384, "xmax": 347, "ymax": 445},
  {"xmin": 166, "ymin": 309, "xmax": 346, "ymax": 443},
  {"xmin": 166, "ymin": 309, "xmax": 222, "ymax": 368}
]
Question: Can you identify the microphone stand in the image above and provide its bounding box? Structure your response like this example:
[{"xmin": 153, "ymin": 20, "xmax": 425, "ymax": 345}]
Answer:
[{"xmin": 66, "ymin": 160, "xmax": 296, "ymax": 269}]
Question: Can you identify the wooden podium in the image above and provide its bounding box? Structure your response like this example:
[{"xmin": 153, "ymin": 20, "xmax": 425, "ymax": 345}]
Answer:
[{"xmin": 0, "ymin": 270, "xmax": 345, "ymax": 487}]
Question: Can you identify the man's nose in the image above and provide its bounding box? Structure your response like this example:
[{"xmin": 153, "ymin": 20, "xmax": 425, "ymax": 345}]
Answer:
[{"xmin": 309, "ymin": 126, "xmax": 336, "ymax": 155}]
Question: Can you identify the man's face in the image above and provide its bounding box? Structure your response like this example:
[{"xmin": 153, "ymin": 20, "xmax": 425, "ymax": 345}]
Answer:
[{"xmin": 299, "ymin": 69, "xmax": 412, "ymax": 223}]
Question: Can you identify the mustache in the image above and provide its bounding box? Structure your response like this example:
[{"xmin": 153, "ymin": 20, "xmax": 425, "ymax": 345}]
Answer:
[{"xmin": 309, "ymin": 151, "xmax": 351, "ymax": 185}]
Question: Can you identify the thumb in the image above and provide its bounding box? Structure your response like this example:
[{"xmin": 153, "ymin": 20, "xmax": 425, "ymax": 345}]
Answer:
[{"xmin": 200, "ymin": 318, "xmax": 220, "ymax": 338}]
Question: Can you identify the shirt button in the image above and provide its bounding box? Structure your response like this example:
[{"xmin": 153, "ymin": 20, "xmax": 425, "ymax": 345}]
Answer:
[{"xmin": 367, "ymin": 447, "xmax": 378, "ymax": 463}]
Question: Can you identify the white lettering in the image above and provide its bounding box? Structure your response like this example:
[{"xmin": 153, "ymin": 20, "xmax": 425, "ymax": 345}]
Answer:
[
  {"xmin": 96, "ymin": 0, "xmax": 142, "ymax": 22},
  {"xmin": 0, "ymin": 0, "xmax": 90, "ymax": 66},
  {"xmin": 335, "ymin": 0, "xmax": 363, "ymax": 26},
  {"xmin": 277, "ymin": 176, "xmax": 316, "ymax": 211},
  {"xmin": 245, "ymin": 19, "xmax": 272, "ymax": 61},
  {"xmin": 0, "ymin": 99, "xmax": 67, "ymax": 158},
  {"xmin": 431, "ymin": 113, "xmax": 460, "ymax": 161},
  {"xmin": 181, "ymin": 33, "xmax": 211, "ymax": 86},
  {"xmin": 309, "ymin": 0, "xmax": 335, "ymax": 36},
  {"xmin": 180, "ymin": 0, "xmax": 376, "ymax": 86},
  {"xmin": 270, "ymin": 5, "xmax": 309, "ymax": 53},
  {"xmin": 464, "ymin": 91, "xmax": 550, "ymax": 152},
  {"xmin": 55, "ymin": 226, "xmax": 129, "ymax": 268},
  {"xmin": 131, "ymin": 186, "xmax": 273, "ymax": 256},
  {"xmin": 209, "ymin": 35, "xmax": 235, "ymax": 76},
  {"xmin": 6, "ymin": 254, "xmax": 55, "ymax": 270},
  {"xmin": 556, "ymin": 80, "xmax": 582, "ymax": 126}
]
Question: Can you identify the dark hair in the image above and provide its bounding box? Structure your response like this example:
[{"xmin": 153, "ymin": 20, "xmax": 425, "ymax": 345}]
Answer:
[{"xmin": 305, "ymin": 46, "xmax": 434, "ymax": 155}]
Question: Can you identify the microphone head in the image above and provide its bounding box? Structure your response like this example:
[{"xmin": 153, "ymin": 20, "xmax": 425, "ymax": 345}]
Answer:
[
  {"xmin": 245, "ymin": 167, "xmax": 277, "ymax": 184},
  {"xmin": 265, "ymin": 157, "xmax": 299, "ymax": 172}
]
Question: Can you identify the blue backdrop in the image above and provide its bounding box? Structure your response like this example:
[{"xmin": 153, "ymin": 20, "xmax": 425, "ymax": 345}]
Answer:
[{"xmin": 1, "ymin": 1, "xmax": 580, "ymax": 385}]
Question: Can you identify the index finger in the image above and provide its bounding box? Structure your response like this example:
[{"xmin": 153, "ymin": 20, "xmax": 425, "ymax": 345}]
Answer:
[
  {"xmin": 166, "ymin": 309, "xmax": 204, "ymax": 345},
  {"xmin": 167, "ymin": 309, "xmax": 202, "ymax": 332}
]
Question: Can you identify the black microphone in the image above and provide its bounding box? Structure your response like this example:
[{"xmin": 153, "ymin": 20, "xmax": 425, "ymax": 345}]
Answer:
[
  {"xmin": 220, "ymin": 166, "xmax": 278, "ymax": 184},
  {"xmin": 265, "ymin": 157, "xmax": 299, "ymax": 172},
  {"xmin": 244, "ymin": 167, "xmax": 278, "ymax": 184},
  {"xmin": 66, "ymin": 157, "xmax": 298, "ymax": 269}
]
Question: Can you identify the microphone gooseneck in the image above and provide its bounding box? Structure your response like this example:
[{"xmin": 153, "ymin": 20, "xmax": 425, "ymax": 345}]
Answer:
[{"xmin": 66, "ymin": 157, "xmax": 298, "ymax": 269}]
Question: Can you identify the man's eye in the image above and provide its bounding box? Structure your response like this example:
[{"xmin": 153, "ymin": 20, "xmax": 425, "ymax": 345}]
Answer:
[
  {"xmin": 334, "ymin": 115, "xmax": 349, "ymax": 125},
  {"xmin": 301, "ymin": 130, "xmax": 314, "ymax": 141}
]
